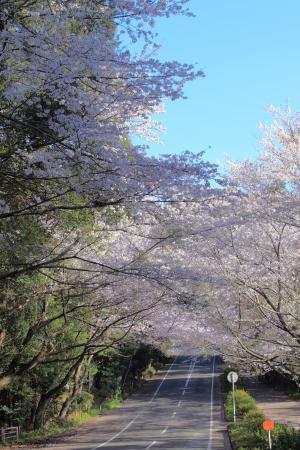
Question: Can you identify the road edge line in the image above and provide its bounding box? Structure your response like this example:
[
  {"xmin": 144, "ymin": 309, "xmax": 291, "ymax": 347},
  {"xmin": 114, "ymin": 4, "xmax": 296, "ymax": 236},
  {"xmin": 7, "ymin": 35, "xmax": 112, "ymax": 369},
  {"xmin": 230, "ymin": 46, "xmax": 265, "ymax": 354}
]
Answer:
[
  {"xmin": 90, "ymin": 356, "xmax": 178, "ymax": 449},
  {"xmin": 207, "ymin": 355, "xmax": 216, "ymax": 450}
]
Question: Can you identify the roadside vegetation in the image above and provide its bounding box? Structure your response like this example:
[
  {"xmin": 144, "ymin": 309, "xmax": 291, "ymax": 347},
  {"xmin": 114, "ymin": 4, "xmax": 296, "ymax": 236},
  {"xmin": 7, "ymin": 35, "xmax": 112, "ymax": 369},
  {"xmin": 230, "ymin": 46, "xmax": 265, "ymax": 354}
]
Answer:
[
  {"xmin": 225, "ymin": 389, "xmax": 300, "ymax": 450},
  {"xmin": 0, "ymin": 402, "xmax": 120, "ymax": 447},
  {"xmin": 0, "ymin": 340, "xmax": 167, "ymax": 446}
]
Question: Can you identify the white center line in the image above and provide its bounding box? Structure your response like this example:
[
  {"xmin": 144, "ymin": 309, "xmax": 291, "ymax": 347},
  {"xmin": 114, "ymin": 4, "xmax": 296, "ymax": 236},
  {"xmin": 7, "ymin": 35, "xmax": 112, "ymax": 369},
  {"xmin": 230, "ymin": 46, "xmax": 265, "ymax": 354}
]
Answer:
[
  {"xmin": 177, "ymin": 400, "xmax": 182, "ymax": 407},
  {"xmin": 185, "ymin": 358, "xmax": 195, "ymax": 388},
  {"xmin": 90, "ymin": 357, "xmax": 178, "ymax": 450},
  {"xmin": 150, "ymin": 357, "xmax": 178, "ymax": 403},
  {"xmin": 207, "ymin": 355, "xmax": 216, "ymax": 450},
  {"xmin": 185, "ymin": 366, "xmax": 193, "ymax": 387},
  {"xmin": 145, "ymin": 441, "xmax": 157, "ymax": 449},
  {"xmin": 161, "ymin": 426, "xmax": 168, "ymax": 434},
  {"xmin": 172, "ymin": 411, "xmax": 177, "ymax": 418},
  {"xmin": 181, "ymin": 358, "xmax": 197, "ymax": 397},
  {"xmin": 90, "ymin": 416, "xmax": 139, "ymax": 449}
]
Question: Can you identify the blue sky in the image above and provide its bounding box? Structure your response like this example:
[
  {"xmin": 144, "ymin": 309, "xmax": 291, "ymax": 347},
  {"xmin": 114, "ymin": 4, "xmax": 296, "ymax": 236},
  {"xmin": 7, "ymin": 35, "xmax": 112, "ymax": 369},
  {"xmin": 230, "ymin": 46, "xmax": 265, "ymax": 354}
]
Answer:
[{"xmin": 138, "ymin": 0, "xmax": 300, "ymax": 165}]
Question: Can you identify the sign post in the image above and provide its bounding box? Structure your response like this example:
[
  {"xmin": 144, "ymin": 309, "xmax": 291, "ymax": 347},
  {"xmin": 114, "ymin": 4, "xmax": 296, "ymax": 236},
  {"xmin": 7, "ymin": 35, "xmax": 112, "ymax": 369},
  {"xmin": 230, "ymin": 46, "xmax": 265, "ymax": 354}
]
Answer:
[
  {"xmin": 227, "ymin": 371, "xmax": 238, "ymax": 423},
  {"xmin": 263, "ymin": 420, "xmax": 274, "ymax": 449}
]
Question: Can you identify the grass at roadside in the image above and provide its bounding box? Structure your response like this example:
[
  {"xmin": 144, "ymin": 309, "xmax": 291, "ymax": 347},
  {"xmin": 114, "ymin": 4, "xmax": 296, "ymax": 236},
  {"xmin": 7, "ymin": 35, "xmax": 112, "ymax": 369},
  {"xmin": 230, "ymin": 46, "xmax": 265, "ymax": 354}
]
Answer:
[
  {"xmin": 0, "ymin": 399, "xmax": 121, "ymax": 448},
  {"xmin": 225, "ymin": 388, "xmax": 300, "ymax": 449},
  {"xmin": 1, "ymin": 362, "xmax": 160, "ymax": 448}
]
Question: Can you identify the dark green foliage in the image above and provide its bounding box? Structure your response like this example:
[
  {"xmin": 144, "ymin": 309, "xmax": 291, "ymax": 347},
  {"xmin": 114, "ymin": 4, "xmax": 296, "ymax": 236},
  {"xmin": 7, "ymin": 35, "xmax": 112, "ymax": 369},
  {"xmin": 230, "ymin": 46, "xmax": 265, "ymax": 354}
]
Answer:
[
  {"xmin": 273, "ymin": 423, "xmax": 300, "ymax": 449},
  {"xmin": 0, "ymin": 380, "xmax": 36, "ymax": 428},
  {"xmin": 67, "ymin": 391, "xmax": 94, "ymax": 413},
  {"xmin": 0, "ymin": 335, "xmax": 167, "ymax": 433},
  {"xmin": 93, "ymin": 340, "xmax": 168, "ymax": 403}
]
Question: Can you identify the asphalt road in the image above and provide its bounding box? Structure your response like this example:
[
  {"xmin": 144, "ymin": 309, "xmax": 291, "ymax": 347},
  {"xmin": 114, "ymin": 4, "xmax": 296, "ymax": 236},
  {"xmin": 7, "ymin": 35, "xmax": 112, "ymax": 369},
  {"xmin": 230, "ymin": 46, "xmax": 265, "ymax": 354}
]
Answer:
[{"xmin": 22, "ymin": 355, "xmax": 229, "ymax": 450}]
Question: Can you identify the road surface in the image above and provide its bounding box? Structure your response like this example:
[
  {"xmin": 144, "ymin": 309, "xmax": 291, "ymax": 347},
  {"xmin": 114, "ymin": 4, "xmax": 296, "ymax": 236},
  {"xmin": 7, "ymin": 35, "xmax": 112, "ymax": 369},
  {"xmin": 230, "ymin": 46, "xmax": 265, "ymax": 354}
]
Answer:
[{"xmin": 22, "ymin": 355, "xmax": 229, "ymax": 450}]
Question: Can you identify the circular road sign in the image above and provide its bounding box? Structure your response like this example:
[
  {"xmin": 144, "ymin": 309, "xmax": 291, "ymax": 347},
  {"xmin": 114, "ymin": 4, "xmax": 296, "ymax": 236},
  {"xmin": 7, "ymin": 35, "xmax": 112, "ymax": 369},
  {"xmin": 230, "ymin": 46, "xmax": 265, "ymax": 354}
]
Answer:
[
  {"xmin": 263, "ymin": 420, "xmax": 275, "ymax": 431},
  {"xmin": 227, "ymin": 371, "xmax": 238, "ymax": 383}
]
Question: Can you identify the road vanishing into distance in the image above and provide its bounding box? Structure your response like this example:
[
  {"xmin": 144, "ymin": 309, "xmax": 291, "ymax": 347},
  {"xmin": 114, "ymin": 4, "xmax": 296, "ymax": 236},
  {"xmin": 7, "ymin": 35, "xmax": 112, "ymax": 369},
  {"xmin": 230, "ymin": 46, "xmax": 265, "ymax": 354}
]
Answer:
[{"xmin": 22, "ymin": 356, "xmax": 230, "ymax": 450}]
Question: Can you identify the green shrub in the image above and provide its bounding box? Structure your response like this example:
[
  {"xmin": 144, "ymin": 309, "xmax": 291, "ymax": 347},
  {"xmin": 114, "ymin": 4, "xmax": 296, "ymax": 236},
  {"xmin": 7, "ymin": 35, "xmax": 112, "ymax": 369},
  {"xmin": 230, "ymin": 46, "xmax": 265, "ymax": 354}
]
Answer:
[
  {"xmin": 229, "ymin": 409, "xmax": 268, "ymax": 450},
  {"xmin": 142, "ymin": 363, "xmax": 157, "ymax": 379},
  {"xmin": 272, "ymin": 422, "xmax": 300, "ymax": 449},
  {"xmin": 225, "ymin": 389, "xmax": 257, "ymax": 420},
  {"xmin": 226, "ymin": 387, "xmax": 300, "ymax": 450},
  {"xmin": 71, "ymin": 391, "xmax": 94, "ymax": 412},
  {"xmin": 99, "ymin": 398, "xmax": 121, "ymax": 414},
  {"xmin": 231, "ymin": 419, "xmax": 300, "ymax": 450}
]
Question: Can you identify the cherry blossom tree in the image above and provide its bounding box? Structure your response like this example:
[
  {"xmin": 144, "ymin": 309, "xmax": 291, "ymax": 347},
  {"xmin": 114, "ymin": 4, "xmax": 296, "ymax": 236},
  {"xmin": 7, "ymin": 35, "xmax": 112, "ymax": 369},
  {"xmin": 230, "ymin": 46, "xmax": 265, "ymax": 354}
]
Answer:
[
  {"xmin": 0, "ymin": 0, "xmax": 209, "ymax": 219},
  {"xmin": 0, "ymin": 0, "xmax": 226, "ymax": 429},
  {"xmin": 177, "ymin": 109, "xmax": 300, "ymax": 382}
]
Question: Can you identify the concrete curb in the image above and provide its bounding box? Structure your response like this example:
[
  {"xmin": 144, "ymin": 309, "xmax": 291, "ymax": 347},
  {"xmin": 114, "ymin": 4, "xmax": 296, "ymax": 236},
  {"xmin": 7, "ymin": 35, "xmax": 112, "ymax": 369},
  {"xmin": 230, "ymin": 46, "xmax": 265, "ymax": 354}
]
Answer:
[{"xmin": 220, "ymin": 390, "xmax": 233, "ymax": 450}]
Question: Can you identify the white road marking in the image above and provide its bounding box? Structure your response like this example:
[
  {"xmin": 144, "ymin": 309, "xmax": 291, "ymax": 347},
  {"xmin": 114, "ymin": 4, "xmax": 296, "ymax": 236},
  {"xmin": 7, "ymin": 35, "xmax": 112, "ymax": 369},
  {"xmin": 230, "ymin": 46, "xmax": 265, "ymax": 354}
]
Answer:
[
  {"xmin": 145, "ymin": 441, "xmax": 157, "ymax": 449},
  {"xmin": 181, "ymin": 358, "xmax": 197, "ymax": 397},
  {"xmin": 207, "ymin": 356, "xmax": 216, "ymax": 450},
  {"xmin": 90, "ymin": 416, "xmax": 139, "ymax": 449},
  {"xmin": 185, "ymin": 359, "xmax": 195, "ymax": 388},
  {"xmin": 90, "ymin": 357, "xmax": 178, "ymax": 450},
  {"xmin": 159, "ymin": 359, "xmax": 194, "ymax": 439},
  {"xmin": 150, "ymin": 357, "xmax": 178, "ymax": 403},
  {"xmin": 180, "ymin": 356, "xmax": 196, "ymax": 405}
]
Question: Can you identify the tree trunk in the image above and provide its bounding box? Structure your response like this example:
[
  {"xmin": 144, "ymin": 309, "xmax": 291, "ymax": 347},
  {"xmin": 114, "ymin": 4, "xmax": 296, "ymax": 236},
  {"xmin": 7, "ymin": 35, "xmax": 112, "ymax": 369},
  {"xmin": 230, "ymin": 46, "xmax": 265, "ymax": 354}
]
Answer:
[
  {"xmin": 33, "ymin": 394, "xmax": 51, "ymax": 429},
  {"xmin": 59, "ymin": 390, "xmax": 79, "ymax": 419},
  {"xmin": 34, "ymin": 354, "xmax": 87, "ymax": 428},
  {"xmin": 59, "ymin": 357, "xmax": 92, "ymax": 419}
]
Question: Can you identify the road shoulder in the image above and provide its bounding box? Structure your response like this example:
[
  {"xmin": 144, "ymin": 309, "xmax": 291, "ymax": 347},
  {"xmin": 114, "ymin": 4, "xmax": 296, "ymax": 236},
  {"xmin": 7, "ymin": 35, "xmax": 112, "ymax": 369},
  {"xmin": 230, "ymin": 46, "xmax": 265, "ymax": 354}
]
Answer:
[{"xmin": 244, "ymin": 376, "xmax": 300, "ymax": 430}]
